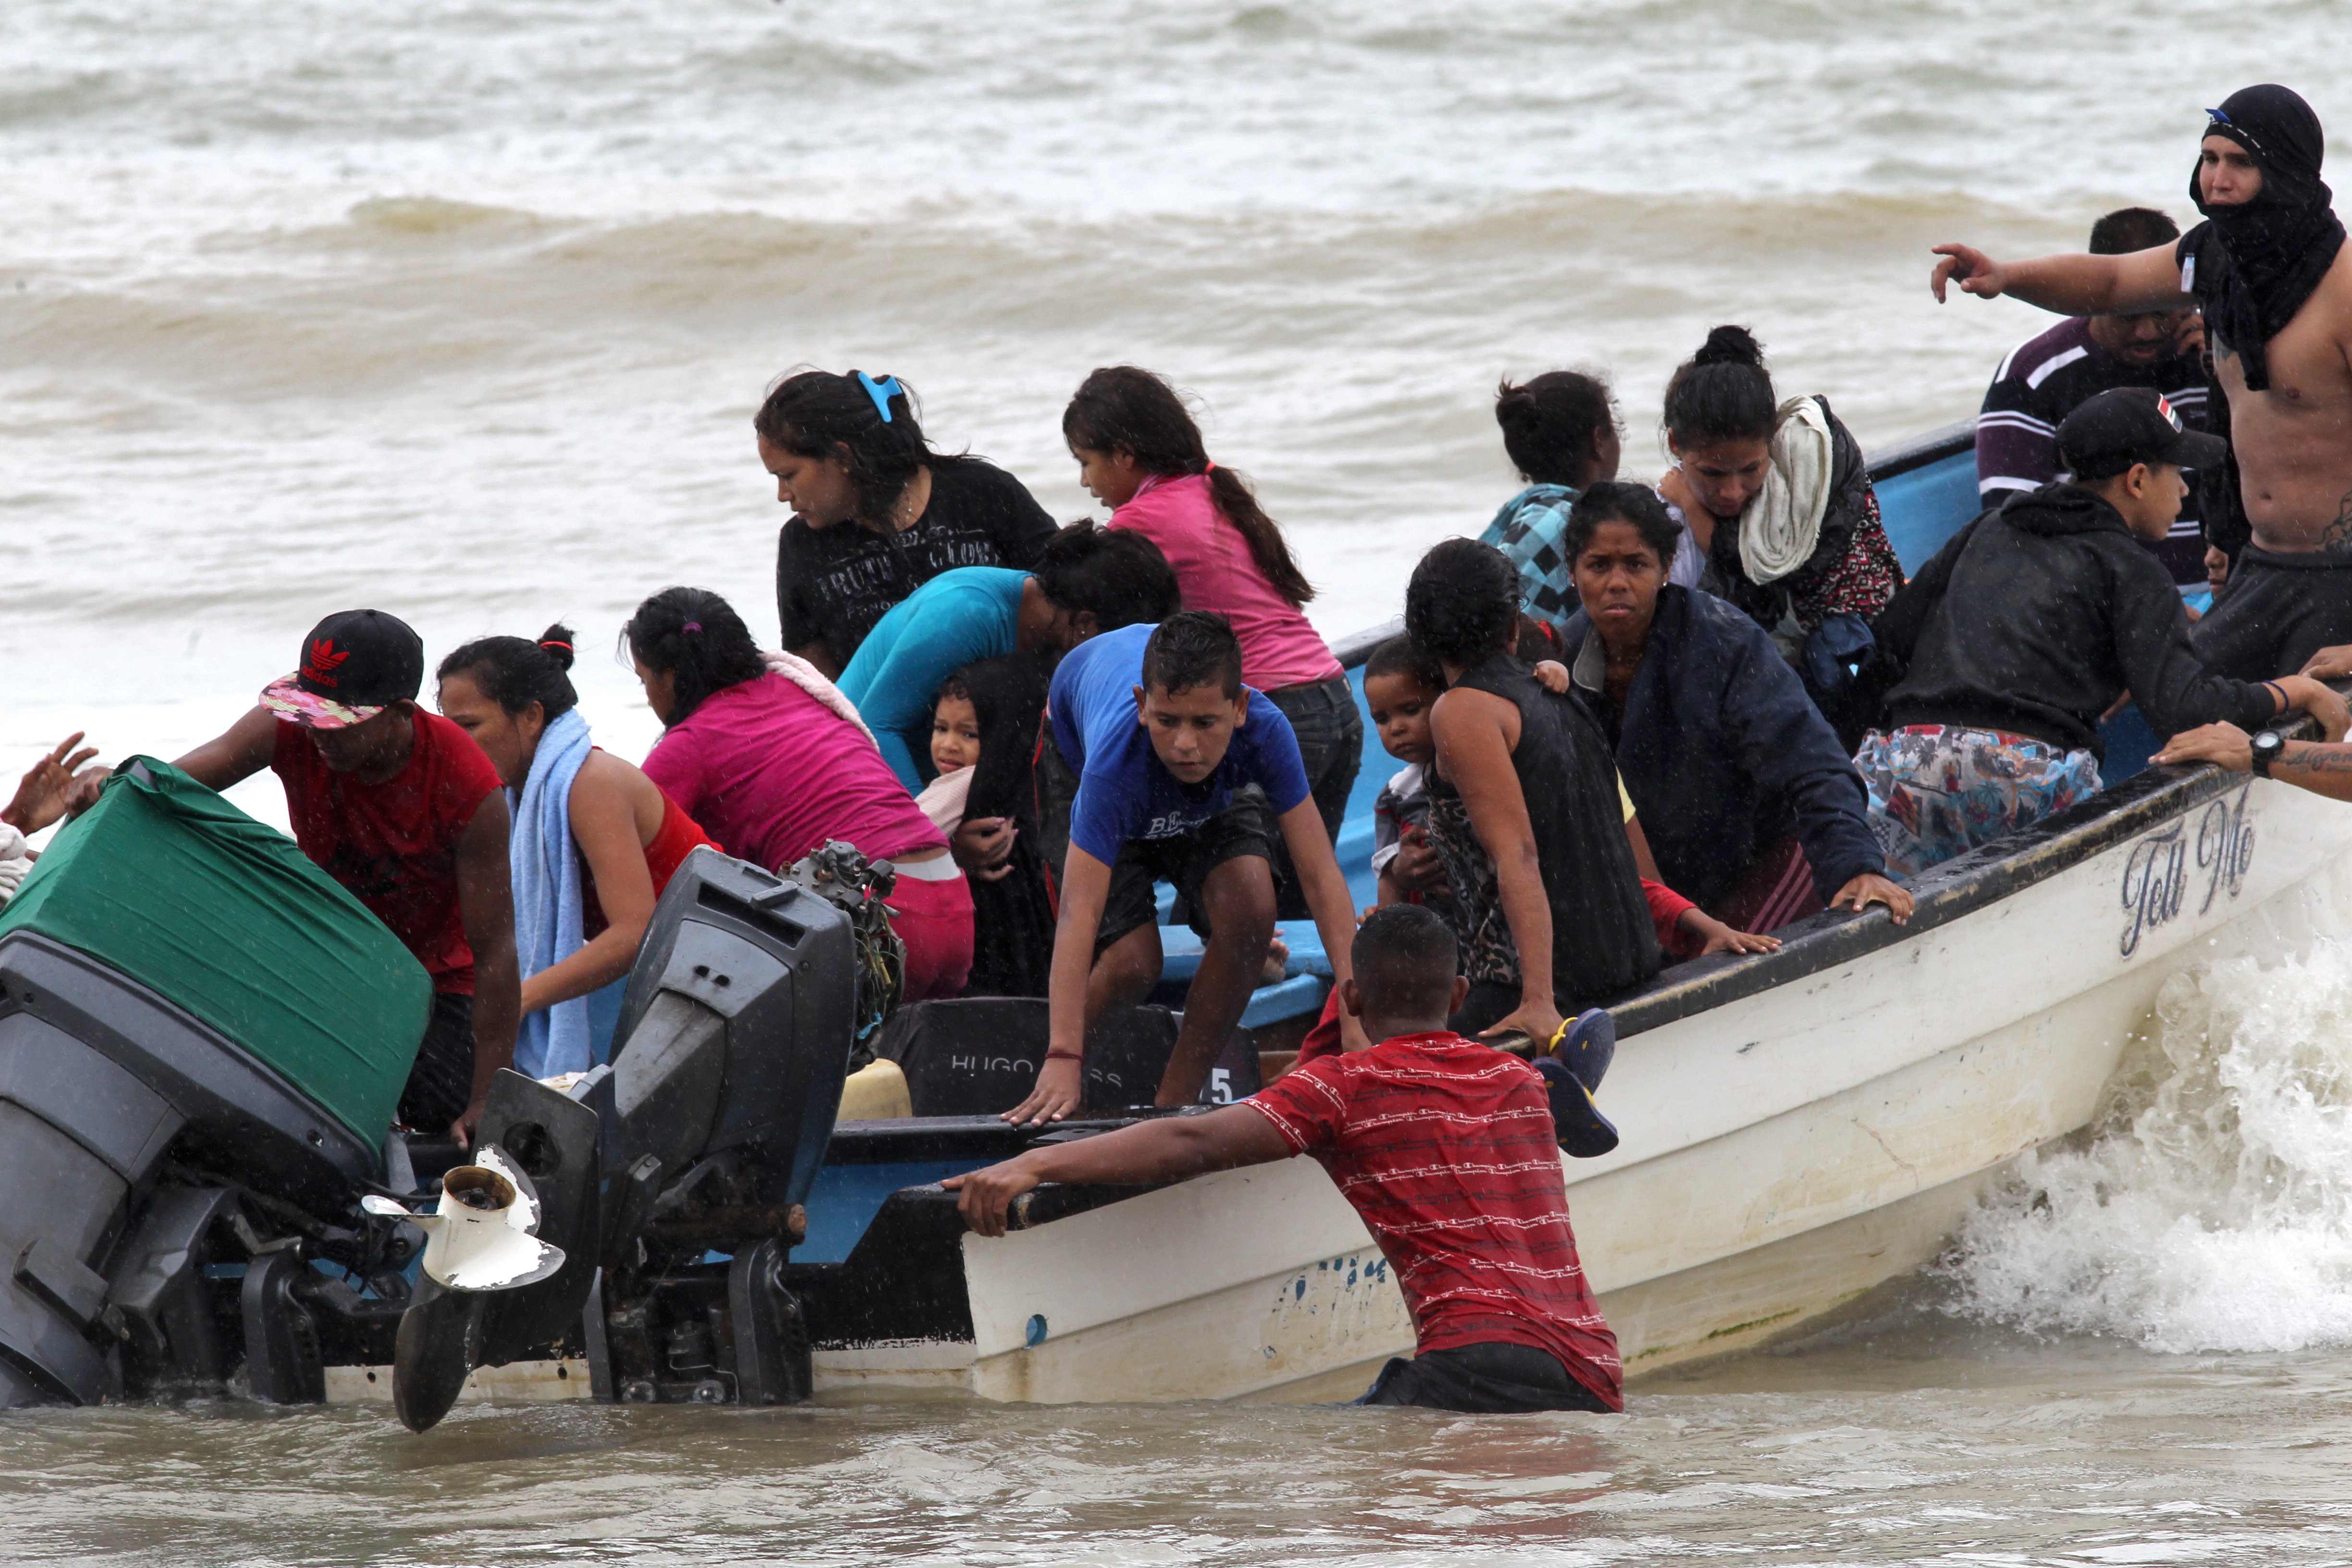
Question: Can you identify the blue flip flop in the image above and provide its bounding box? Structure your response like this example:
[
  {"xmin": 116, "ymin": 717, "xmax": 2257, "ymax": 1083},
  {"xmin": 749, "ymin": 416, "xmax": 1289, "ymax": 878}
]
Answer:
[
  {"xmin": 1531, "ymin": 1057, "xmax": 1619, "ymax": 1158},
  {"xmin": 1548, "ymin": 1007, "xmax": 1616, "ymax": 1095}
]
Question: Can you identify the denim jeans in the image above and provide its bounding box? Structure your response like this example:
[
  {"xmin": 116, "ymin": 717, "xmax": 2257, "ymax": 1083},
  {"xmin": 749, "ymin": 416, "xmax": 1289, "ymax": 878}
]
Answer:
[{"xmin": 1263, "ymin": 674, "xmax": 1364, "ymax": 920}]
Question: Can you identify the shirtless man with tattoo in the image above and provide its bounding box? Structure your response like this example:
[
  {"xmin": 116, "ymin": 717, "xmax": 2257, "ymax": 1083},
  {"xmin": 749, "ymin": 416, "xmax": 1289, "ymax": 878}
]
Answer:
[{"xmin": 1931, "ymin": 84, "xmax": 2352, "ymax": 680}]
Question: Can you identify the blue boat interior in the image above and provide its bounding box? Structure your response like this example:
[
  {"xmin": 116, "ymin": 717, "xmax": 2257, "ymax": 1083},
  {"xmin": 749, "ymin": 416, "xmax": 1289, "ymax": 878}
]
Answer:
[
  {"xmin": 798, "ymin": 420, "xmax": 2200, "ymax": 1266},
  {"xmin": 1145, "ymin": 417, "xmax": 2189, "ymax": 1033}
]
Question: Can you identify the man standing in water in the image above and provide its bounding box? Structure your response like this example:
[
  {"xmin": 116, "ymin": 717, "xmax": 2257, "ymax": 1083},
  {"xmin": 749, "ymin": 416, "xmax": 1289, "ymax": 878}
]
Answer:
[
  {"xmin": 949, "ymin": 904, "xmax": 1623, "ymax": 1414},
  {"xmin": 1931, "ymin": 85, "xmax": 2352, "ymax": 679},
  {"xmin": 75, "ymin": 611, "xmax": 520, "ymax": 1144}
]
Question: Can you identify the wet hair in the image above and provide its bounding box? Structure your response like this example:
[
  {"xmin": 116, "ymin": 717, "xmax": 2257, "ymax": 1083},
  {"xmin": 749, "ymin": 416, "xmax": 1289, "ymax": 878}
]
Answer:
[
  {"xmin": 1350, "ymin": 904, "xmax": 1459, "ymax": 1019},
  {"xmin": 2089, "ymin": 206, "xmax": 2180, "ymax": 256},
  {"xmin": 1516, "ymin": 614, "xmax": 1563, "ymax": 662},
  {"xmin": 623, "ymin": 588, "xmax": 769, "ymax": 727},
  {"xmin": 1663, "ymin": 325, "xmax": 1777, "ymax": 448},
  {"xmin": 1404, "ymin": 539, "xmax": 1521, "ymax": 670},
  {"xmin": 1031, "ymin": 519, "xmax": 1182, "ymax": 631},
  {"xmin": 935, "ymin": 672, "xmax": 972, "ymax": 707},
  {"xmin": 1141, "ymin": 611, "xmax": 1243, "ymax": 699},
  {"xmin": 1362, "ymin": 635, "xmax": 1446, "ymax": 694},
  {"xmin": 1494, "ymin": 370, "xmax": 1617, "ymax": 487},
  {"xmin": 1062, "ymin": 366, "xmax": 1315, "ymax": 606},
  {"xmin": 1560, "ymin": 479, "xmax": 1685, "ymax": 566},
  {"xmin": 753, "ymin": 369, "xmax": 932, "ymax": 527},
  {"xmin": 435, "ymin": 623, "xmax": 580, "ymax": 721}
]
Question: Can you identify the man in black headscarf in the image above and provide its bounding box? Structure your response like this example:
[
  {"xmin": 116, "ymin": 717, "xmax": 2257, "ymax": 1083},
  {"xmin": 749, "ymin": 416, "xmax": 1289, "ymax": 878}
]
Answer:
[{"xmin": 1928, "ymin": 85, "xmax": 2352, "ymax": 682}]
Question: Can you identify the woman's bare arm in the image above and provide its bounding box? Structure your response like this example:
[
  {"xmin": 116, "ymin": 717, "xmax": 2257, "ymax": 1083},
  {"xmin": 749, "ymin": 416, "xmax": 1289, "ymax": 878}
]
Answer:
[
  {"xmin": 1430, "ymin": 686, "xmax": 1558, "ymax": 1042},
  {"xmin": 520, "ymin": 755, "xmax": 657, "ymax": 1015}
]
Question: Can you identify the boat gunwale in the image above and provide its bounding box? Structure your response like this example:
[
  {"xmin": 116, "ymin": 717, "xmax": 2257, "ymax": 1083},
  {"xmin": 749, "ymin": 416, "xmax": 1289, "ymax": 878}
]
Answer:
[{"xmin": 1323, "ymin": 419, "xmax": 2329, "ymax": 1043}]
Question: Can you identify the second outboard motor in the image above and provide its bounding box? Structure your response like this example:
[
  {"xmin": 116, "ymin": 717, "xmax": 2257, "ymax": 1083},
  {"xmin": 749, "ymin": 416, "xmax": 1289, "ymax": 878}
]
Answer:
[{"xmin": 390, "ymin": 847, "xmax": 856, "ymax": 1428}]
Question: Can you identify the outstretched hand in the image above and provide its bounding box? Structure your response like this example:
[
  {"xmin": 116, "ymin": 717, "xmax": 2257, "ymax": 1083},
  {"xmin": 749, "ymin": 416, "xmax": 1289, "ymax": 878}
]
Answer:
[
  {"xmin": 1678, "ymin": 907, "xmax": 1782, "ymax": 956},
  {"xmin": 2154, "ymin": 722, "xmax": 2253, "ymax": 772},
  {"xmin": 2303, "ymin": 682, "xmax": 2352, "ymax": 743},
  {"xmin": 1001, "ymin": 1055, "xmax": 1083, "ymax": 1127},
  {"xmin": 1929, "ymin": 244, "xmax": 2005, "ymax": 303},
  {"xmin": 1480, "ymin": 998, "xmax": 1564, "ymax": 1054},
  {"xmin": 2300, "ymin": 645, "xmax": 2352, "ymax": 682},
  {"xmin": 942, "ymin": 1161, "xmax": 1041, "ymax": 1238},
  {"xmin": 1831, "ymin": 872, "xmax": 1914, "ymax": 925},
  {"xmin": 2, "ymin": 733, "xmax": 100, "ymax": 836}
]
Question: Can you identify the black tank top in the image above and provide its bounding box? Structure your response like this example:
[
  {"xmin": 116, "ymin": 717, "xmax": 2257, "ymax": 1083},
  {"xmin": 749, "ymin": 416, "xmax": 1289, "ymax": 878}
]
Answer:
[{"xmin": 1426, "ymin": 654, "xmax": 1660, "ymax": 1007}]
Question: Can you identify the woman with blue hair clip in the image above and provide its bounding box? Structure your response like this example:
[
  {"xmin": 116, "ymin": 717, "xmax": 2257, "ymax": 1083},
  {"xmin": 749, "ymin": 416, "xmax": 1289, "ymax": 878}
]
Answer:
[{"xmin": 760, "ymin": 368, "xmax": 1058, "ymax": 676}]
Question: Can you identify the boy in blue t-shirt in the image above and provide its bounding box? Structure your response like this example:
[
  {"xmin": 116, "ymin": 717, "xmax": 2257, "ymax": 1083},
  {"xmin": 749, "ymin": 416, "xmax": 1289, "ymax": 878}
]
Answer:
[{"xmin": 1009, "ymin": 612, "xmax": 1365, "ymax": 1126}]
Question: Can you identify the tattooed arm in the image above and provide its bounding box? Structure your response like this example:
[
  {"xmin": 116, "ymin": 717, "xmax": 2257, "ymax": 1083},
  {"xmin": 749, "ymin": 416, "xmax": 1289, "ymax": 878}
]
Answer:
[
  {"xmin": 2156, "ymin": 723, "xmax": 2352, "ymax": 803},
  {"xmin": 2320, "ymin": 488, "xmax": 2352, "ymax": 555}
]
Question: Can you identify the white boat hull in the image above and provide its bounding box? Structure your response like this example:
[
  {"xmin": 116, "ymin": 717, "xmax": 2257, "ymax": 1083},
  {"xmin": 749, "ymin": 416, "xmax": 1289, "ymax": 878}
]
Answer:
[
  {"xmin": 335, "ymin": 772, "xmax": 2352, "ymax": 1409},
  {"xmin": 833, "ymin": 772, "xmax": 2352, "ymax": 1399}
]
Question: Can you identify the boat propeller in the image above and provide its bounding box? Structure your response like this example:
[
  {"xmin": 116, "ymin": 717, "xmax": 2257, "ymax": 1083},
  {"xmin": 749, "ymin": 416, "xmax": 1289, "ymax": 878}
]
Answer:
[{"xmin": 363, "ymin": 1143, "xmax": 568, "ymax": 1433}]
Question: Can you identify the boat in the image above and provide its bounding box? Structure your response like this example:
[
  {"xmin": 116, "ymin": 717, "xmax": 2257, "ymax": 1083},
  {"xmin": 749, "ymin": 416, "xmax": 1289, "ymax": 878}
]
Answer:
[{"xmin": 4, "ymin": 417, "xmax": 2343, "ymax": 1419}]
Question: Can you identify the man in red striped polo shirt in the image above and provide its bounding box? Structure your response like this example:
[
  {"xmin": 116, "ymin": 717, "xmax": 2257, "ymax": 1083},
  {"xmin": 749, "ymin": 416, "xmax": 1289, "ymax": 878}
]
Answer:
[{"xmin": 947, "ymin": 903, "xmax": 1622, "ymax": 1413}]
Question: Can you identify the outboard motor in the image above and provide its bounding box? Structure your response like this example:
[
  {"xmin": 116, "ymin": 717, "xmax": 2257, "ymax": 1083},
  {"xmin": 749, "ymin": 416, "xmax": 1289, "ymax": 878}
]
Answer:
[
  {"xmin": 0, "ymin": 759, "xmax": 431, "ymax": 1409},
  {"xmin": 387, "ymin": 846, "xmax": 856, "ymax": 1430}
]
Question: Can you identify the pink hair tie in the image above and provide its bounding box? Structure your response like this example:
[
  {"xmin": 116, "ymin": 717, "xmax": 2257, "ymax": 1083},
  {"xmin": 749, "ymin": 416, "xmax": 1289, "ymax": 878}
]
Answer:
[
  {"xmin": 683, "ymin": 622, "xmax": 703, "ymax": 633},
  {"xmin": 1203, "ymin": 461, "xmax": 1217, "ymax": 474}
]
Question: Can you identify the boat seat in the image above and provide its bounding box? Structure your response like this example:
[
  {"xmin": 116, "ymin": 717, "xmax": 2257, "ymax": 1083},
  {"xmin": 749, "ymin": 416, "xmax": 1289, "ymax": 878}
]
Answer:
[
  {"xmin": 875, "ymin": 999, "xmax": 1262, "ymax": 1118},
  {"xmin": 1157, "ymin": 919, "xmax": 1333, "ymax": 1028}
]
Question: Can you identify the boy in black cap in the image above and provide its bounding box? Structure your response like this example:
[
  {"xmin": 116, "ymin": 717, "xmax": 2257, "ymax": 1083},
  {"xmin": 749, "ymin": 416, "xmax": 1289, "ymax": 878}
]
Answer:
[
  {"xmin": 73, "ymin": 610, "xmax": 519, "ymax": 1144},
  {"xmin": 1930, "ymin": 84, "xmax": 2352, "ymax": 679},
  {"xmin": 1858, "ymin": 388, "xmax": 2350, "ymax": 874}
]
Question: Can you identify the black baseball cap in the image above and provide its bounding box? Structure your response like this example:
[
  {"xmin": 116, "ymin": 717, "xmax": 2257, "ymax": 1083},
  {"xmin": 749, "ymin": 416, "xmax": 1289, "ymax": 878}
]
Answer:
[
  {"xmin": 259, "ymin": 609, "xmax": 425, "ymax": 729},
  {"xmin": 2057, "ymin": 387, "xmax": 2227, "ymax": 482}
]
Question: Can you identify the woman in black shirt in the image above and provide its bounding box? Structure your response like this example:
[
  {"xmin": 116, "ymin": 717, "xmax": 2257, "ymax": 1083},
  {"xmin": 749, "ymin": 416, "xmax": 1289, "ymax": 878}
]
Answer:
[
  {"xmin": 759, "ymin": 369, "xmax": 1058, "ymax": 674},
  {"xmin": 1407, "ymin": 539, "xmax": 1661, "ymax": 1040}
]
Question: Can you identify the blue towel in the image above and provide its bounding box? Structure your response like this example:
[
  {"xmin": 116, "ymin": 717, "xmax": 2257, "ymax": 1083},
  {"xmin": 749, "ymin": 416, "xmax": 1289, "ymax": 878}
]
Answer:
[{"xmin": 511, "ymin": 707, "xmax": 594, "ymax": 1078}]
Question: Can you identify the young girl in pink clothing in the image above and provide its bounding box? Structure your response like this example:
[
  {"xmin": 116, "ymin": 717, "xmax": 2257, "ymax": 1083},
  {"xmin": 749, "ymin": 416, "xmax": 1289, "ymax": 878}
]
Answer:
[{"xmin": 1062, "ymin": 366, "xmax": 1360, "ymax": 918}]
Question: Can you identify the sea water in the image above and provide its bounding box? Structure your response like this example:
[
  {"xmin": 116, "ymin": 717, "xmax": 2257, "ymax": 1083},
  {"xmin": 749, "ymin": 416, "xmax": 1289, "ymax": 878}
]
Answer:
[{"xmin": 7, "ymin": 1, "xmax": 2352, "ymax": 1558}]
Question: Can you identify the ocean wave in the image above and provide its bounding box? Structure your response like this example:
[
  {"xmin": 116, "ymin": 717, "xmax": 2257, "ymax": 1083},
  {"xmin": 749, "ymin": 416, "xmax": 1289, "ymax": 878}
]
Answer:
[{"xmin": 1945, "ymin": 945, "xmax": 2352, "ymax": 1353}]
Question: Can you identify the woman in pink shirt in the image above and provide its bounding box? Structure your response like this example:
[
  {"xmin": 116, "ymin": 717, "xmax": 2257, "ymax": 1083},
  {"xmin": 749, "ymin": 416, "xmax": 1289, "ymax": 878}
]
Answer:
[
  {"xmin": 1063, "ymin": 366, "xmax": 1360, "ymax": 918},
  {"xmin": 625, "ymin": 587, "xmax": 972, "ymax": 1001}
]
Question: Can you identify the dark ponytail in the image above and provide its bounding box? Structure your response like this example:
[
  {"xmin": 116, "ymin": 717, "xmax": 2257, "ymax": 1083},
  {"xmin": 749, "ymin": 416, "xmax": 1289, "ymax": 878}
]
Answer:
[
  {"xmin": 623, "ymin": 588, "xmax": 768, "ymax": 727},
  {"xmin": 753, "ymin": 368, "xmax": 932, "ymax": 527},
  {"xmin": 1062, "ymin": 365, "xmax": 1315, "ymax": 607},
  {"xmin": 1494, "ymin": 370, "xmax": 1617, "ymax": 487},
  {"xmin": 437, "ymin": 622, "xmax": 580, "ymax": 721},
  {"xmin": 1663, "ymin": 325, "xmax": 1777, "ymax": 447}
]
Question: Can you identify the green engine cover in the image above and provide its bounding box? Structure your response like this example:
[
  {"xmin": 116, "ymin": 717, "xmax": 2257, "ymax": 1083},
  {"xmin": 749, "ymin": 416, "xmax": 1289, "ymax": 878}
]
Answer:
[{"xmin": 0, "ymin": 757, "xmax": 430, "ymax": 1148}]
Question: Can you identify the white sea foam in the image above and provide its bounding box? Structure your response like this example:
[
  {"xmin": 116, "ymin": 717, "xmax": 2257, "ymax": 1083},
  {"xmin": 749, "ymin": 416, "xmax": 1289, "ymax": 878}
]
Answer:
[{"xmin": 1947, "ymin": 944, "xmax": 2352, "ymax": 1353}]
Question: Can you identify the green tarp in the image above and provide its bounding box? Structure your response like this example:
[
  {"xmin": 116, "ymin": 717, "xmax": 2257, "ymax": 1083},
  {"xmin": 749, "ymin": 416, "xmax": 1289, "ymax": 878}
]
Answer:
[{"xmin": 0, "ymin": 757, "xmax": 429, "ymax": 1147}]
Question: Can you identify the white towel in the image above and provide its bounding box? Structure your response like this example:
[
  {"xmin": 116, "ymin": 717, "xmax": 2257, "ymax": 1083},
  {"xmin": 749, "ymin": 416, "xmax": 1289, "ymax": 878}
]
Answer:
[
  {"xmin": 1738, "ymin": 394, "xmax": 1835, "ymax": 586},
  {"xmin": 0, "ymin": 824, "xmax": 30, "ymax": 907},
  {"xmin": 761, "ymin": 650, "xmax": 879, "ymax": 751},
  {"xmin": 915, "ymin": 765, "xmax": 974, "ymax": 835}
]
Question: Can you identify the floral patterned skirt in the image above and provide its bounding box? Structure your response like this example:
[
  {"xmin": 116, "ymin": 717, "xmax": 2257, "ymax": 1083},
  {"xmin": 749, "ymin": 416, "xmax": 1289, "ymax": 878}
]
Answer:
[{"xmin": 1852, "ymin": 724, "xmax": 2104, "ymax": 879}]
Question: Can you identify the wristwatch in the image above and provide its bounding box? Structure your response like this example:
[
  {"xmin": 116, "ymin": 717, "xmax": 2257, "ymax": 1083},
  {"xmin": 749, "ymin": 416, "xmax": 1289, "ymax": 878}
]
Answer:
[{"xmin": 2251, "ymin": 729, "xmax": 2285, "ymax": 778}]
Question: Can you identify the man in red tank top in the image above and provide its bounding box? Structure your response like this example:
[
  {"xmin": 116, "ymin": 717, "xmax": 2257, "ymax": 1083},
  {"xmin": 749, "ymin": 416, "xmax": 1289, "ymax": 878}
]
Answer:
[{"xmin": 162, "ymin": 611, "xmax": 519, "ymax": 1145}]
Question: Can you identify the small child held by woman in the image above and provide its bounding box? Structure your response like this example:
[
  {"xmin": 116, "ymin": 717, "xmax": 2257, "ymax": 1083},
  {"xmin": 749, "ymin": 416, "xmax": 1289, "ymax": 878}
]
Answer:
[
  {"xmin": 1360, "ymin": 631, "xmax": 1774, "ymax": 962},
  {"xmin": 919, "ymin": 658, "xmax": 1057, "ymax": 998}
]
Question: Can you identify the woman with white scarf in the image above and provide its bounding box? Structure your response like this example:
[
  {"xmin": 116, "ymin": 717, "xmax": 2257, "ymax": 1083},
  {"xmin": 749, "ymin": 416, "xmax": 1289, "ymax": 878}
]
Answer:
[
  {"xmin": 435, "ymin": 625, "xmax": 717, "ymax": 1079},
  {"xmin": 1655, "ymin": 325, "xmax": 1904, "ymax": 747}
]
